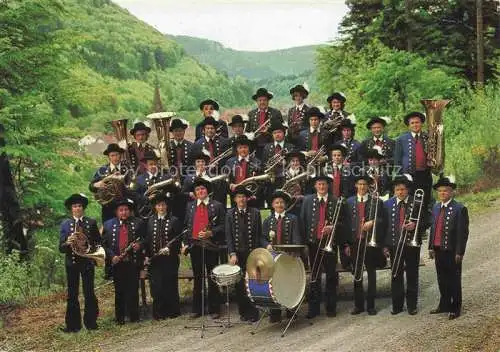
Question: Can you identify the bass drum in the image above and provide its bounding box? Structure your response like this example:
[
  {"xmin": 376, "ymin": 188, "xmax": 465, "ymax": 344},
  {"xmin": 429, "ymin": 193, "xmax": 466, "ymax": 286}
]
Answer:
[{"xmin": 245, "ymin": 249, "xmax": 306, "ymax": 310}]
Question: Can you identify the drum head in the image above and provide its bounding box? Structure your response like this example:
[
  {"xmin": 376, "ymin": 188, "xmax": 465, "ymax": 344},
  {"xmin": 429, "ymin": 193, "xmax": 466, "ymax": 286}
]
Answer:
[
  {"xmin": 272, "ymin": 253, "xmax": 306, "ymax": 309},
  {"xmin": 213, "ymin": 264, "xmax": 240, "ymax": 276}
]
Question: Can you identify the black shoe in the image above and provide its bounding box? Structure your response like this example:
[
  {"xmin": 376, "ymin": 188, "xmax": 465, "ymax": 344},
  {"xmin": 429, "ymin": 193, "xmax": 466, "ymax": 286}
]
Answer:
[
  {"xmin": 448, "ymin": 312, "xmax": 460, "ymax": 320},
  {"xmin": 240, "ymin": 315, "xmax": 248, "ymax": 322},
  {"xmin": 306, "ymin": 312, "xmax": 318, "ymax": 319},
  {"xmin": 86, "ymin": 325, "xmax": 98, "ymax": 331},
  {"xmin": 391, "ymin": 309, "xmax": 403, "ymax": 315},
  {"xmin": 367, "ymin": 308, "xmax": 377, "ymax": 316},
  {"xmin": 269, "ymin": 315, "xmax": 281, "ymax": 323},
  {"xmin": 326, "ymin": 311, "xmax": 336, "ymax": 317},
  {"xmin": 350, "ymin": 308, "xmax": 364, "ymax": 315},
  {"xmin": 168, "ymin": 313, "xmax": 181, "ymax": 319},
  {"xmin": 190, "ymin": 312, "xmax": 202, "ymax": 319},
  {"xmin": 116, "ymin": 320, "xmax": 125, "ymax": 325},
  {"xmin": 408, "ymin": 308, "xmax": 418, "ymax": 315},
  {"xmin": 430, "ymin": 307, "xmax": 447, "ymax": 314},
  {"xmin": 286, "ymin": 310, "xmax": 295, "ymax": 319},
  {"xmin": 210, "ymin": 312, "xmax": 221, "ymax": 320},
  {"xmin": 247, "ymin": 315, "xmax": 259, "ymax": 323},
  {"xmin": 60, "ymin": 327, "xmax": 79, "ymax": 333}
]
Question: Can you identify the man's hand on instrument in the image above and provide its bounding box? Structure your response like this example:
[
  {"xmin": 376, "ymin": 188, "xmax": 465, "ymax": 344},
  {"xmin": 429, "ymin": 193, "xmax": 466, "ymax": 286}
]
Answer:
[
  {"xmin": 428, "ymin": 249, "xmax": 435, "ymax": 259},
  {"xmin": 132, "ymin": 242, "xmax": 140, "ymax": 252},
  {"xmin": 144, "ymin": 257, "xmax": 150, "ymax": 265},
  {"xmin": 112, "ymin": 256, "xmax": 121, "ymax": 265},
  {"xmin": 94, "ymin": 181, "xmax": 105, "ymax": 189},
  {"xmin": 266, "ymin": 244, "xmax": 273, "ymax": 251},
  {"xmin": 404, "ymin": 221, "xmax": 416, "ymax": 231},
  {"xmin": 229, "ymin": 183, "xmax": 236, "ymax": 191},
  {"xmin": 198, "ymin": 230, "xmax": 212, "ymax": 239},
  {"xmin": 322, "ymin": 225, "xmax": 333, "ymax": 235},
  {"xmin": 455, "ymin": 254, "xmax": 463, "ymax": 264},
  {"xmin": 362, "ymin": 220, "xmax": 374, "ymax": 232},
  {"xmin": 383, "ymin": 247, "xmax": 390, "ymax": 258},
  {"xmin": 229, "ymin": 254, "xmax": 238, "ymax": 265}
]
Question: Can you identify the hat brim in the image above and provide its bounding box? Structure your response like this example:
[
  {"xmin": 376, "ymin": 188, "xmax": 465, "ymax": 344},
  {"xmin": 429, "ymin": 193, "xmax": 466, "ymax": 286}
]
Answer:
[
  {"xmin": 252, "ymin": 92, "xmax": 273, "ymax": 101},
  {"xmin": 228, "ymin": 120, "xmax": 247, "ymax": 126},
  {"xmin": 64, "ymin": 194, "xmax": 89, "ymax": 209},
  {"xmin": 114, "ymin": 199, "xmax": 135, "ymax": 210},
  {"xmin": 232, "ymin": 187, "xmax": 253, "ymax": 198},
  {"xmin": 289, "ymin": 87, "xmax": 309, "ymax": 98},
  {"xmin": 103, "ymin": 147, "xmax": 125, "ymax": 155},
  {"xmin": 171, "ymin": 122, "xmax": 188, "ymax": 130},
  {"xmin": 366, "ymin": 118, "xmax": 387, "ymax": 129},
  {"xmin": 404, "ymin": 112, "xmax": 426, "ymax": 125},
  {"xmin": 285, "ymin": 151, "xmax": 306, "ymax": 163},
  {"xmin": 327, "ymin": 94, "xmax": 346, "ymax": 104},
  {"xmin": 199, "ymin": 100, "xmax": 220, "ymax": 111},
  {"xmin": 269, "ymin": 191, "xmax": 292, "ymax": 205},
  {"xmin": 130, "ymin": 127, "xmax": 152, "ymax": 135},
  {"xmin": 191, "ymin": 179, "xmax": 212, "ymax": 194},
  {"xmin": 433, "ymin": 181, "xmax": 457, "ymax": 190},
  {"xmin": 328, "ymin": 145, "xmax": 348, "ymax": 157}
]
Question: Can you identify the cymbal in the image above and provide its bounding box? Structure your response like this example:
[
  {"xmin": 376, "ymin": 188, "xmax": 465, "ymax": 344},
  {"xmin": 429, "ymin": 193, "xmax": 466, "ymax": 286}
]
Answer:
[{"xmin": 246, "ymin": 248, "xmax": 274, "ymax": 281}]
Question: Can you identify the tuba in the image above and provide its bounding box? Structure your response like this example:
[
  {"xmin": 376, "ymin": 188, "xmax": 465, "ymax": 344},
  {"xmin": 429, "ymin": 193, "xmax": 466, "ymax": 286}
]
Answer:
[
  {"xmin": 421, "ymin": 99, "xmax": 451, "ymax": 175},
  {"xmin": 148, "ymin": 112, "xmax": 176, "ymax": 169},
  {"xmin": 111, "ymin": 119, "xmax": 132, "ymax": 165},
  {"xmin": 66, "ymin": 224, "xmax": 106, "ymax": 267},
  {"xmin": 143, "ymin": 177, "xmax": 181, "ymax": 200},
  {"xmin": 232, "ymin": 173, "xmax": 275, "ymax": 195}
]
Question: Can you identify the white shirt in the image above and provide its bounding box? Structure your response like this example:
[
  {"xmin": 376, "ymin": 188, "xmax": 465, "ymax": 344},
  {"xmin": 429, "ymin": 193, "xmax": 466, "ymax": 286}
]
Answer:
[
  {"xmin": 237, "ymin": 207, "xmax": 247, "ymax": 214},
  {"xmin": 396, "ymin": 197, "xmax": 409, "ymax": 205},
  {"xmin": 274, "ymin": 141, "xmax": 285, "ymax": 148},
  {"xmin": 274, "ymin": 212, "xmax": 286, "ymax": 220},
  {"xmin": 148, "ymin": 172, "xmax": 158, "ymax": 179},
  {"xmin": 316, "ymin": 194, "xmax": 328, "ymax": 203},
  {"xmin": 204, "ymin": 136, "xmax": 214, "ymax": 143},
  {"xmin": 357, "ymin": 194, "xmax": 369, "ymax": 203},
  {"xmin": 238, "ymin": 156, "xmax": 250, "ymax": 162},
  {"xmin": 197, "ymin": 171, "xmax": 207, "ymax": 178},
  {"xmin": 411, "ymin": 132, "xmax": 421, "ymax": 139},
  {"xmin": 157, "ymin": 214, "xmax": 166, "ymax": 220},
  {"xmin": 197, "ymin": 199, "xmax": 209, "ymax": 206},
  {"xmin": 295, "ymin": 103, "xmax": 305, "ymax": 111},
  {"xmin": 109, "ymin": 163, "xmax": 121, "ymax": 173},
  {"xmin": 73, "ymin": 217, "xmax": 83, "ymax": 223},
  {"xmin": 310, "ymin": 127, "xmax": 320, "ymax": 134},
  {"xmin": 373, "ymin": 136, "xmax": 383, "ymax": 142},
  {"xmin": 174, "ymin": 140, "xmax": 184, "ymax": 146},
  {"xmin": 288, "ymin": 168, "xmax": 301, "ymax": 177},
  {"xmin": 440, "ymin": 199, "xmax": 452, "ymax": 208}
]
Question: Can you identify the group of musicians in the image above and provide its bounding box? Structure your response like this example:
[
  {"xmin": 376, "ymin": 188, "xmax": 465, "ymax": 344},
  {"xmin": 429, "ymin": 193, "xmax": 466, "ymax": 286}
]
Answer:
[{"xmin": 59, "ymin": 86, "xmax": 469, "ymax": 333}]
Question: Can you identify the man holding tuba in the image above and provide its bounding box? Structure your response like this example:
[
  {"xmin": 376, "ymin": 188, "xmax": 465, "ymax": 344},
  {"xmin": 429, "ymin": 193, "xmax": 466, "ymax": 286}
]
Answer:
[
  {"xmin": 128, "ymin": 122, "xmax": 156, "ymax": 175},
  {"xmin": 59, "ymin": 193, "xmax": 100, "ymax": 332}
]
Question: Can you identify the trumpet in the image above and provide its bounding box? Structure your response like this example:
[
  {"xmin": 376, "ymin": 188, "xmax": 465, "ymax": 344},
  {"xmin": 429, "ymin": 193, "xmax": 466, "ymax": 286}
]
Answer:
[
  {"xmin": 232, "ymin": 173, "xmax": 275, "ymax": 195},
  {"xmin": 264, "ymin": 153, "xmax": 286, "ymax": 174},
  {"xmin": 303, "ymin": 145, "xmax": 328, "ymax": 167},
  {"xmin": 144, "ymin": 177, "xmax": 181, "ymax": 199},
  {"xmin": 207, "ymin": 147, "xmax": 234, "ymax": 168},
  {"xmin": 245, "ymin": 118, "xmax": 270, "ymax": 140},
  {"xmin": 391, "ymin": 189, "xmax": 425, "ymax": 278},
  {"xmin": 154, "ymin": 229, "xmax": 187, "ymax": 257},
  {"xmin": 322, "ymin": 113, "xmax": 344, "ymax": 133},
  {"xmin": 114, "ymin": 236, "xmax": 141, "ymax": 264},
  {"xmin": 203, "ymin": 173, "xmax": 230, "ymax": 183}
]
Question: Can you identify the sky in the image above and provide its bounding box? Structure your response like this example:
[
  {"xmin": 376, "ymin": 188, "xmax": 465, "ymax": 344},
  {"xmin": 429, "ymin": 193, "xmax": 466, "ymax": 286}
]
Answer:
[{"xmin": 114, "ymin": 0, "xmax": 349, "ymax": 51}]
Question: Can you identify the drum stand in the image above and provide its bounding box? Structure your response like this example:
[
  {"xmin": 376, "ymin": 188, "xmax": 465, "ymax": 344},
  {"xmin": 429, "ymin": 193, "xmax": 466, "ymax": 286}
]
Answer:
[
  {"xmin": 214, "ymin": 282, "xmax": 251, "ymax": 330},
  {"xmin": 184, "ymin": 241, "xmax": 223, "ymax": 338}
]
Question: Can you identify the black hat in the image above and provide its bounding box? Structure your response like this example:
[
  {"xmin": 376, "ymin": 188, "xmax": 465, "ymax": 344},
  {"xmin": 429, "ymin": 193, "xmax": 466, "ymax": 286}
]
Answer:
[
  {"xmin": 114, "ymin": 198, "xmax": 135, "ymax": 210},
  {"xmin": 170, "ymin": 118, "xmax": 188, "ymax": 130},
  {"xmin": 150, "ymin": 192, "xmax": 172, "ymax": 206},
  {"xmin": 269, "ymin": 190, "xmax": 292, "ymax": 205},
  {"xmin": 305, "ymin": 107, "xmax": 325, "ymax": 121},
  {"xmin": 199, "ymin": 99, "xmax": 220, "ymax": 111},
  {"xmin": 289, "ymin": 84, "xmax": 309, "ymax": 98},
  {"xmin": 252, "ymin": 88, "xmax": 273, "ymax": 101},
  {"xmin": 285, "ymin": 151, "xmax": 306, "ymax": 164},
  {"xmin": 268, "ymin": 122, "xmax": 287, "ymax": 133},
  {"xmin": 228, "ymin": 115, "xmax": 247, "ymax": 126},
  {"xmin": 232, "ymin": 185, "xmax": 252, "ymax": 198},
  {"xmin": 392, "ymin": 174, "xmax": 413, "ymax": 188},
  {"xmin": 103, "ymin": 143, "xmax": 125, "ymax": 156},
  {"xmin": 403, "ymin": 111, "xmax": 426, "ymax": 125},
  {"xmin": 233, "ymin": 135, "xmax": 253, "ymax": 149},
  {"xmin": 130, "ymin": 122, "xmax": 151, "ymax": 135},
  {"xmin": 200, "ymin": 116, "xmax": 218, "ymax": 128},
  {"xmin": 354, "ymin": 173, "xmax": 373, "ymax": 184},
  {"xmin": 311, "ymin": 174, "xmax": 332, "ymax": 184},
  {"xmin": 191, "ymin": 177, "xmax": 212, "ymax": 193},
  {"xmin": 190, "ymin": 152, "xmax": 210, "ymax": 164},
  {"xmin": 339, "ymin": 118, "xmax": 356, "ymax": 129},
  {"xmin": 64, "ymin": 193, "xmax": 89, "ymax": 209},
  {"xmin": 328, "ymin": 143, "xmax": 348, "ymax": 157},
  {"xmin": 361, "ymin": 146, "xmax": 385, "ymax": 160},
  {"xmin": 327, "ymin": 92, "xmax": 346, "ymax": 104},
  {"xmin": 141, "ymin": 150, "xmax": 160, "ymax": 162},
  {"xmin": 433, "ymin": 175, "xmax": 457, "ymax": 190},
  {"xmin": 366, "ymin": 117, "xmax": 388, "ymax": 129}
]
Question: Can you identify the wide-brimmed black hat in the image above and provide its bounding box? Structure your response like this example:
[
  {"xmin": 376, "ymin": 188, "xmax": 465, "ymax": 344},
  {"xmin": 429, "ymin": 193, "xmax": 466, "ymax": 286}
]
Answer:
[
  {"xmin": 232, "ymin": 185, "xmax": 252, "ymax": 198},
  {"xmin": 233, "ymin": 135, "xmax": 253, "ymax": 149},
  {"xmin": 328, "ymin": 143, "xmax": 348, "ymax": 157},
  {"xmin": 150, "ymin": 192, "xmax": 172, "ymax": 206},
  {"xmin": 403, "ymin": 111, "xmax": 426, "ymax": 125},
  {"xmin": 200, "ymin": 116, "xmax": 218, "ymax": 127},
  {"xmin": 252, "ymin": 88, "xmax": 273, "ymax": 101},
  {"xmin": 362, "ymin": 146, "xmax": 385, "ymax": 160},
  {"xmin": 190, "ymin": 152, "xmax": 211, "ymax": 164},
  {"xmin": 310, "ymin": 174, "xmax": 332, "ymax": 184},
  {"xmin": 433, "ymin": 175, "xmax": 457, "ymax": 190},
  {"xmin": 141, "ymin": 150, "xmax": 160, "ymax": 162},
  {"xmin": 228, "ymin": 115, "xmax": 247, "ymax": 126},
  {"xmin": 191, "ymin": 177, "xmax": 212, "ymax": 193},
  {"xmin": 392, "ymin": 174, "xmax": 413, "ymax": 188},
  {"xmin": 130, "ymin": 122, "xmax": 151, "ymax": 135},
  {"xmin": 366, "ymin": 117, "xmax": 388, "ymax": 129},
  {"xmin": 289, "ymin": 84, "xmax": 309, "ymax": 98},
  {"xmin": 339, "ymin": 118, "xmax": 356, "ymax": 129},
  {"xmin": 114, "ymin": 198, "xmax": 135, "ymax": 210},
  {"xmin": 354, "ymin": 174, "xmax": 373, "ymax": 184},
  {"xmin": 305, "ymin": 107, "xmax": 325, "ymax": 121},
  {"xmin": 327, "ymin": 92, "xmax": 346, "ymax": 104},
  {"xmin": 65, "ymin": 193, "xmax": 89, "ymax": 209},
  {"xmin": 199, "ymin": 99, "xmax": 220, "ymax": 111},
  {"xmin": 285, "ymin": 151, "xmax": 306, "ymax": 164},
  {"xmin": 268, "ymin": 122, "xmax": 287, "ymax": 133},
  {"xmin": 170, "ymin": 118, "xmax": 188, "ymax": 130},
  {"xmin": 103, "ymin": 143, "xmax": 125, "ymax": 156},
  {"xmin": 269, "ymin": 190, "xmax": 292, "ymax": 205}
]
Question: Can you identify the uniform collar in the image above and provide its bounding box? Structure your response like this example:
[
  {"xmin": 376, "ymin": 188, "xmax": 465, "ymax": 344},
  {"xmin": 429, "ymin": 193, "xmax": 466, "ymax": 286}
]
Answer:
[
  {"xmin": 310, "ymin": 126, "xmax": 320, "ymax": 133},
  {"xmin": 396, "ymin": 196, "xmax": 409, "ymax": 205},
  {"xmin": 148, "ymin": 171, "xmax": 158, "ymax": 178},
  {"xmin": 274, "ymin": 211, "xmax": 286, "ymax": 219},
  {"xmin": 296, "ymin": 103, "xmax": 305, "ymax": 110},
  {"xmin": 441, "ymin": 199, "xmax": 452, "ymax": 208},
  {"xmin": 357, "ymin": 194, "xmax": 369, "ymax": 203},
  {"xmin": 274, "ymin": 141, "xmax": 284, "ymax": 148},
  {"xmin": 73, "ymin": 217, "xmax": 84, "ymax": 222},
  {"xmin": 174, "ymin": 139, "xmax": 184, "ymax": 146},
  {"xmin": 411, "ymin": 131, "xmax": 421, "ymax": 138},
  {"xmin": 197, "ymin": 198, "xmax": 209, "ymax": 206},
  {"xmin": 110, "ymin": 163, "xmax": 121, "ymax": 172},
  {"xmin": 238, "ymin": 155, "xmax": 250, "ymax": 162},
  {"xmin": 316, "ymin": 193, "xmax": 328, "ymax": 202},
  {"xmin": 373, "ymin": 136, "xmax": 383, "ymax": 142}
]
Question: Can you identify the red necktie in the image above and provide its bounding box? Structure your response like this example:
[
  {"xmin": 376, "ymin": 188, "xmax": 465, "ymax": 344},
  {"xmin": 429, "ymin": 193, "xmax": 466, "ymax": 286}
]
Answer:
[
  {"xmin": 259, "ymin": 110, "xmax": 266, "ymax": 126},
  {"xmin": 399, "ymin": 202, "xmax": 406, "ymax": 231},
  {"xmin": 433, "ymin": 206, "xmax": 446, "ymax": 246},
  {"xmin": 311, "ymin": 131, "xmax": 319, "ymax": 151},
  {"xmin": 119, "ymin": 223, "xmax": 128, "ymax": 252},
  {"xmin": 207, "ymin": 139, "xmax": 215, "ymax": 160},
  {"xmin": 276, "ymin": 215, "xmax": 283, "ymax": 244},
  {"xmin": 375, "ymin": 138, "xmax": 383, "ymax": 147},
  {"xmin": 415, "ymin": 135, "xmax": 426, "ymax": 170},
  {"xmin": 317, "ymin": 199, "xmax": 326, "ymax": 239},
  {"xmin": 357, "ymin": 200, "xmax": 365, "ymax": 239},
  {"xmin": 333, "ymin": 166, "xmax": 341, "ymax": 198},
  {"xmin": 235, "ymin": 159, "xmax": 247, "ymax": 183}
]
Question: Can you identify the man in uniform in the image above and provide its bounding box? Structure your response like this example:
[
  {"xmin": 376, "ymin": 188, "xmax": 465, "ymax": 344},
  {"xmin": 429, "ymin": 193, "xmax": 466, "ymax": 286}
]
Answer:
[
  {"xmin": 360, "ymin": 117, "xmax": 395, "ymax": 164},
  {"xmin": 128, "ymin": 122, "xmax": 155, "ymax": 174},
  {"xmin": 225, "ymin": 186, "xmax": 265, "ymax": 322},
  {"xmin": 169, "ymin": 118, "xmax": 193, "ymax": 176},
  {"xmin": 287, "ymin": 84, "xmax": 310, "ymax": 140},
  {"xmin": 195, "ymin": 99, "xmax": 228, "ymax": 140},
  {"xmin": 228, "ymin": 115, "xmax": 247, "ymax": 145},
  {"xmin": 193, "ymin": 116, "xmax": 229, "ymax": 168},
  {"xmin": 338, "ymin": 119, "xmax": 361, "ymax": 165},
  {"xmin": 298, "ymin": 107, "xmax": 331, "ymax": 153},
  {"xmin": 102, "ymin": 198, "xmax": 145, "ymax": 324},
  {"xmin": 59, "ymin": 193, "xmax": 99, "ymax": 332},
  {"xmin": 323, "ymin": 144, "xmax": 355, "ymax": 199},
  {"xmin": 428, "ymin": 175, "xmax": 469, "ymax": 320}
]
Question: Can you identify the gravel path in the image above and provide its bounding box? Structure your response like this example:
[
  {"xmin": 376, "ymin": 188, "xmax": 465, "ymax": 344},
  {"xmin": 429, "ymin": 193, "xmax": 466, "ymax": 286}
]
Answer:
[{"xmin": 102, "ymin": 205, "xmax": 500, "ymax": 352}]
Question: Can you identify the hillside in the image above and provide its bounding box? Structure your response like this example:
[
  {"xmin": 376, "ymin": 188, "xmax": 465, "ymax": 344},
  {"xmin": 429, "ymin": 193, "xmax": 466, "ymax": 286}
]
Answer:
[{"xmin": 170, "ymin": 35, "xmax": 321, "ymax": 80}]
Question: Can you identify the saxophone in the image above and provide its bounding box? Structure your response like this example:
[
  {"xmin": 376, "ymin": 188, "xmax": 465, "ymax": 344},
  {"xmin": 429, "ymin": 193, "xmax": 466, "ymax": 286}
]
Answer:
[{"xmin": 421, "ymin": 99, "xmax": 451, "ymax": 176}]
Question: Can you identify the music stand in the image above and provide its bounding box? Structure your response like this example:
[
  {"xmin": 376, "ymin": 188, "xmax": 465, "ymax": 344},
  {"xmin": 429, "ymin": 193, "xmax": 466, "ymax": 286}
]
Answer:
[{"xmin": 184, "ymin": 239, "xmax": 223, "ymax": 338}]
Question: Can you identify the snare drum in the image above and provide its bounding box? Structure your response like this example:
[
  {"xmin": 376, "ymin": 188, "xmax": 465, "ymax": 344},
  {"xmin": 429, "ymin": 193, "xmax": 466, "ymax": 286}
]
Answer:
[
  {"xmin": 246, "ymin": 250, "xmax": 306, "ymax": 309},
  {"xmin": 211, "ymin": 264, "xmax": 242, "ymax": 287}
]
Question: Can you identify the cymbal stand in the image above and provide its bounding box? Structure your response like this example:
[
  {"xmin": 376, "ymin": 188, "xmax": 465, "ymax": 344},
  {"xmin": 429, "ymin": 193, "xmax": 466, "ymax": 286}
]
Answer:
[
  {"xmin": 214, "ymin": 279, "xmax": 251, "ymax": 330},
  {"xmin": 184, "ymin": 241, "xmax": 222, "ymax": 338}
]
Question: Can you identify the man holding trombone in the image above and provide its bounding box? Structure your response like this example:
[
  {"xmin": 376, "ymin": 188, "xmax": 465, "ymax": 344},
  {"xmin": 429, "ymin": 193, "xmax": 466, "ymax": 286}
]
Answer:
[{"xmin": 383, "ymin": 174, "xmax": 426, "ymax": 315}]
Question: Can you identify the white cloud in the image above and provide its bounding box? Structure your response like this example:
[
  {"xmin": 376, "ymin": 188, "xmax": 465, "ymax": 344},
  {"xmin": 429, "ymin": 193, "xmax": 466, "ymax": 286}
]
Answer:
[{"xmin": 115, "ymin": 0, "xmax": 348, "ymax": 51}]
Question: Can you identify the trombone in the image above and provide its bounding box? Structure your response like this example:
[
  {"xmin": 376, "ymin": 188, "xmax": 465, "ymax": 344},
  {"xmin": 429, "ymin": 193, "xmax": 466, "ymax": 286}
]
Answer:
[
  {"xmin": 309, "ymin": 197, "xmax": 344, "ymax": 284},
  {"xmin": 391, "ymin": 189, "xmax": 425, "ymax": 278}
]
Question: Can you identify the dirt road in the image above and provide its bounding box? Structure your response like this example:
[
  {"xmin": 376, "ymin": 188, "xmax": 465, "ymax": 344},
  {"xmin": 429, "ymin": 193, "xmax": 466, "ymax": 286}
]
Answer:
[{"xmin": 102, "ymin": 206, "xmax": 500, "ymax": 352}]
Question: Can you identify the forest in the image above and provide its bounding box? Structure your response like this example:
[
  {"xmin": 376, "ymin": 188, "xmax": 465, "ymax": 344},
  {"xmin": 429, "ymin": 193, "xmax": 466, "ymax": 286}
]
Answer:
[{"xmin": 0, "ymin": 0, "xmax": 499, "ymax": 321}]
